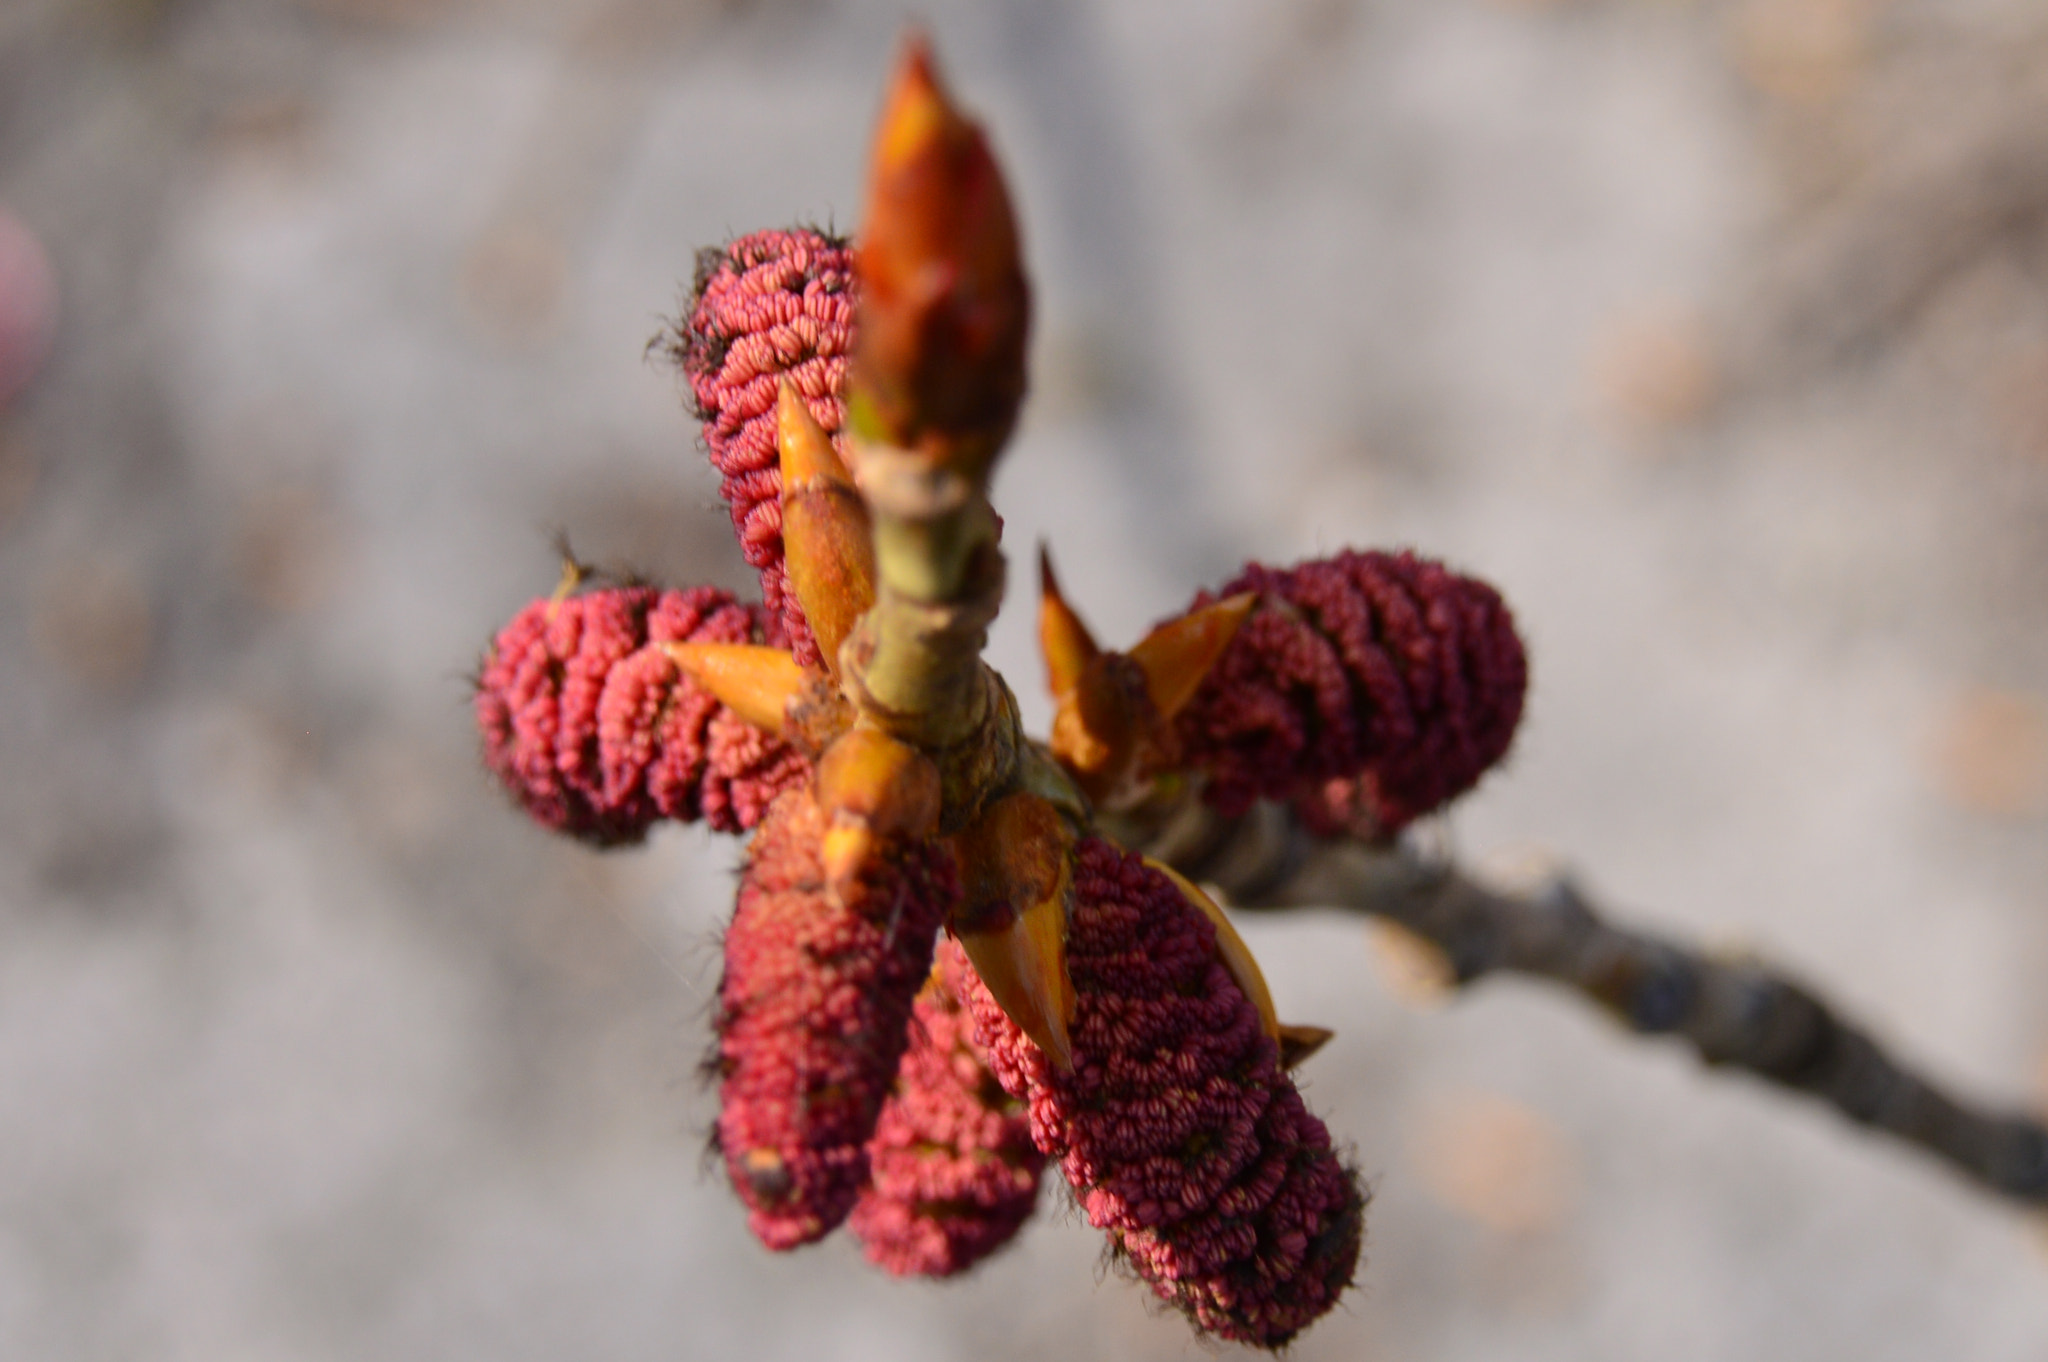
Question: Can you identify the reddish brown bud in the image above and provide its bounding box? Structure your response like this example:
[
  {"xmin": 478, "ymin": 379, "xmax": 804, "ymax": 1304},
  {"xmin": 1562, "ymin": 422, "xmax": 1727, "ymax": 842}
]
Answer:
[
  {"xmin": 852, "ymin": 34, "xmax": 1030, "ymax": 473},
  {"xmin": 673, "ymin": 228, "xmax": 856, "ymax": 667},
  {"xmin": 1173, "ymin": 549, "xmax": 1527, "ymax": 836},
  {"xmin": 961, "ymin": 839, "xmax": 1365, "ymax": 1349},
  {"xmin": 475, "ymin": 584, "xmax": 808, "ymax": 840},
  {"xmin": 850, "ymin": 940, "xmax": 1046, "ymax": 1277},
  {"xmin": 715, "ymin": 787, "xmax": 959, "ymax": 1250}
]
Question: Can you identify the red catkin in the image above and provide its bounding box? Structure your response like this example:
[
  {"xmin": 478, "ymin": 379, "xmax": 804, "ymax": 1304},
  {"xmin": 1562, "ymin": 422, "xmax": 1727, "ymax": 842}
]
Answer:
[
  {"xmin": 715, "ymin": 787, "xmax": 958, "ymax": 1251},
  {"xmin": 1172, "ymin": 549, "xmax": 1526, "ymax": 835},
  {"xmin": 474, "ymin": 584, "xmax": 807, "ymax": 843},
  {"xmin": 962, "ymin": 838, "xmax": 1365, "ymax": 1349},
  {"xmin": 850, "ymin": 939, "xmax": 1046, "ymax": 1277},
  {"xmin": 672, "ymin": 228, "xmax": 856, "ymax": 669}
]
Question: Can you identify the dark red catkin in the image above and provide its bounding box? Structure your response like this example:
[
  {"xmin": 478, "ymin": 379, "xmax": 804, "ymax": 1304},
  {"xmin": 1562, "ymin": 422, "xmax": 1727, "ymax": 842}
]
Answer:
[
  {"xmin": 962, "ymin": 838, "xmax": 1365, "ymax": 1349},
  {"xmin": 850, "ymin": 938, "xmax": 1046, "ymax": 1277},
  {"xmin": 715, "ymin": 786, "xmax": 958, "ymax": 1251},
  {"xmin": 475, "ymin": 584, "xmax": 808, "ymax": 843},
  {"xmin": 1172, "ymin": 548, "xmax": 1526, "ymax": 836},
  {"xmin": 670, "ymin": 227, "xmax": 856, "ymax": 670}
]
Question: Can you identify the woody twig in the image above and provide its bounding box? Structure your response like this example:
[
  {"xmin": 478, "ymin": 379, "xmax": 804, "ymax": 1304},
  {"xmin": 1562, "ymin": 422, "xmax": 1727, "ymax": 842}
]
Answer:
[{"xmin": 1138, "ymin": 796, "xmax": 2048, "ymax": 1206}]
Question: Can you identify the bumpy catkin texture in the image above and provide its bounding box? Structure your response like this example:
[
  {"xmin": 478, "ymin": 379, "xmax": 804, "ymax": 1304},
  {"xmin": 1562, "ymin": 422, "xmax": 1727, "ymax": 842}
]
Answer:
[
  {"xmin": 672, "ymin": 228, "xmax": 855, "ymax": 670},
  {"xmin": 1173, "ymin": 549, "xmax": 1526, "ymax": 835},
  {"xmin": 716, "ymin": 787, "xmax": 958, "ymax": 1252},
  {"xmin": 850, "ymin": 939, "xmax": 1046, "ymax": 1277},
  {"xmin": 962, "ymin": 838, "xmax": 1365, "ymax": 1349},
  {"xmin": 475, "ymin": 585, "xmax": 808, "ymax": 842}
]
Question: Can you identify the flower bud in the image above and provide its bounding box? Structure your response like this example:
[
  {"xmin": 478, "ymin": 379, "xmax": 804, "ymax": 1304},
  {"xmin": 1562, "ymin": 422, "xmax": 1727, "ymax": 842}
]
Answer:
[
  {"xmin": 475, "ymin": 584, "xmax": 808, "ymax": 840},
  {"xmin": 672, "ymin": 228, "xmax": 856, "ymax": 667},
  {"xmin": 1147, "ymin": 858, "xmax": 1280, "ymax": 1046},
  {"xmin": 714, "ymin": 786, "xmax": 958, "ymax": 1250},
  {"xmin": 850, "ymin": 939, "xmax": 1046, "ymax": 1276},
  {"xmin": 1172, "ymin": 549, "xmax": 1527, "ymax": 836},
  {"xmin": 961, "ymin": 838, "xmax": 1365, "ymax": 1348}
]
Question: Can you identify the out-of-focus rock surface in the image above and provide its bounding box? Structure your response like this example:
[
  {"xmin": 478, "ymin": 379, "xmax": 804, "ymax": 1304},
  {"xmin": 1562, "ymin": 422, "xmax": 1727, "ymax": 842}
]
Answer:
[{"xmin": 3, "ymin": 0, "xmax": 2046, "ymax": 1358}]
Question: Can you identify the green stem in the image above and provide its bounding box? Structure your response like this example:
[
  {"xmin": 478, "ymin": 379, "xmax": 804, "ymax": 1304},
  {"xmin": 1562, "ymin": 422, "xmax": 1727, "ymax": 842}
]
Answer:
[{"xmin": 841, "ymin": 440, "xmax": 1021, "ymax": 829}]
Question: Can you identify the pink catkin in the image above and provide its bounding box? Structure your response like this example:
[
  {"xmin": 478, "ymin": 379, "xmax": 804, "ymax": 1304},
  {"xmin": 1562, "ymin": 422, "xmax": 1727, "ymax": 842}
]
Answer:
[
  {"xmin": 474, "ymin": 585, "xmax": 808, "ymax": 843},
  {"xmin": 674, "ymin": 228, "xmax": 856, "ymax": 670},
  {"xmin": 1173, "ymin": 549, "xmax": 1527, "ymax": 835},
  {"xmin": 962, "ymin": 838, "xmax": 1365, "ymax": 1349},
  {"xmin": 850, "ymin": 939, "xmax": 1046, "ymax": 1277},
  {"xmin": 715, "ymin": 788, "xmax": 958, "ymax": 1252}
]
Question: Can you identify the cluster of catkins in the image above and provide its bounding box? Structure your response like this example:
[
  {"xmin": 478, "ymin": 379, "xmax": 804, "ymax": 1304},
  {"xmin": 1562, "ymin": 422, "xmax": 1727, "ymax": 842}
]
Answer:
[{"xmin": 475, "ymin": 227, "xmax": 1526, "ymax": 1348}]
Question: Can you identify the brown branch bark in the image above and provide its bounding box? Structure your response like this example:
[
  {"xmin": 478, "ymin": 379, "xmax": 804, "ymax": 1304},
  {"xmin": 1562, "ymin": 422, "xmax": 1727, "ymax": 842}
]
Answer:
[{"xmin": 1132, "ymin": 798, "xmax": 2048, "ymax": 1206}]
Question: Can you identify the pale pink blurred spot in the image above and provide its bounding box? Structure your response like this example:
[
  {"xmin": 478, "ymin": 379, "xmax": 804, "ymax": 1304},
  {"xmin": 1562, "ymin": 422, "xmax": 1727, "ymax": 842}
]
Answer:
[
  {"xmin": 1588, "ymin": 304, "xmax": 1719, "ymax": 437},
  {"xmin": 1729, "ymin": 0, "xmax": 1872, "ymax": 104},
  {"xmin": 0, "ymin": 208, "xmax": 56, "ymax": 410},
  {"xmin": 1408, "ymin": 1089, "xmax": 1581, "ymax": 1237},
  {"xmin": 1926, "ymin": 688, "xmax": 2048, "ymax": 818}
]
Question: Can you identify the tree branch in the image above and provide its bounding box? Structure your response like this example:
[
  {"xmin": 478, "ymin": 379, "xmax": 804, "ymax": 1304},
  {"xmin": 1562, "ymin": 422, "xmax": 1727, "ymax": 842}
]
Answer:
[{"xmin": 1133, "ymin": 797, "xmax": 2048, "ymax": 1206}]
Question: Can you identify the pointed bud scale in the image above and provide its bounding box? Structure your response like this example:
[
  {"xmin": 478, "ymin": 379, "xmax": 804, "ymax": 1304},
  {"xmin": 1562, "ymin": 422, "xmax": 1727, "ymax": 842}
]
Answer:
[
  {"xmin": 815, "ymin": 727, "xmax": 943, "ymax": 906},
  {"xmin": 662, "ymin": 641, "xmax": 808, "ymax": 738},
  {"xmin": 1040, "ymin": 549, "xmax": 1152, "ymax": 801},
  {"xmin": 475, "ymin": 584, "xmax": 809, "ymax": 840},
  {"xmin": 816, "ymin": 727, "xmax": 944, "ymax": 837},
  {"xmin": 1040, "ymin": 561, "xmax": 1254, "ymax": 809},
  {"xmin": 950, "ymin": 791, "xmax": 1077, "ymax": 1070},
  {"xmin": 1147, "ymin": 859, "xmax": 1280, "ymax": 1047},
  {"xmin": 1277, "ymin": 1024, "xmax": 1335, "ymax": 1069},
  {"xmin": 850, "ymin": 939, "xmax": 1047, "ymax": 1277},
  {"xmin": 1172, "ymin": 550, "xmax": 1527, "ymax": 836},
  {"xmin": 715, "ymin": 786, "xmax": 958, "ymax": 1250},
  {"xmin": 954, "ymin": 893, "xmax": 1074, "ymax": 1075},
  {"xmin": 777, "ymin": 376, "xmax": 859, "ymax": 492},
  {"xmin": 1048, "ymin": 652, "xmax": 1160, "ymax": 807},
  {"xmin": 1036, "ymin": 546, "xmax": 1099, "ymax": 701},
  {"xmin": 853, "ymin": 34, "xmax": 1030, "ymax": 474},
  {"xmin": 1129, "ymin": 592, "xmax": 1255, "ymax": 721},
  {"xmin": 779, "ymin": 381, "xmax": 876, "ymax": 674},
  {"xmin": 960, "ymin": 839, "xmax": 1366, "ymax": 1348}
]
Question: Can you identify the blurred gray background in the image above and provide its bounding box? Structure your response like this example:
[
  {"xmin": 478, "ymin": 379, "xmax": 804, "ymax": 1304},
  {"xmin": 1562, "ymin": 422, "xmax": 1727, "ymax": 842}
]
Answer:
[{"xmin": 3, "ymin": 0, "xmax": 2048, "ymax": 1357}]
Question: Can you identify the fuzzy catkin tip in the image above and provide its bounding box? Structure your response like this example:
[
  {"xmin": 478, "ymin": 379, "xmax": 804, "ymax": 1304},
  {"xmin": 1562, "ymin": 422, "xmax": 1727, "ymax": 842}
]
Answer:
[
  {"xmin": 474, "ymin": 584, "xmax": 808, "ymax": 842},
  {"xmin": 715, "ymin": 786, "xmax": 958, "ymax": 1251},
  {"xmin": 962, "ymin": 838, "xmax": 1365, "ymax": 1349},
  {"xmin": 671, "ymin": 228, "xmax": 856, "ymax": 670},
  {"xmin": 1172, "ymin": 548, "xmax": 1526, "ymax": 835},
  {"xmin": 850, "ymin": 939, "xmax": 1046, "ymax": 1277}
]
